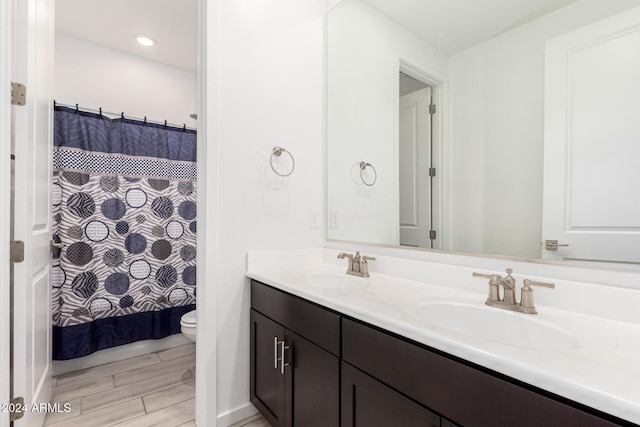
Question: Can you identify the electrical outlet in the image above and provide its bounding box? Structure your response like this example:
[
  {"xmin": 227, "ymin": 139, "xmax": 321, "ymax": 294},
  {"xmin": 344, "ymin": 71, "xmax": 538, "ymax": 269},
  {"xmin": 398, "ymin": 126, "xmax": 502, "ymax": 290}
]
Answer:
[
  {"xmin": 329, "ymin": 210, "xmax": 339, "ymax": 228},
  {"xmin": 309, "ymin": 209, "xmax": 320, "ymax": 229}
]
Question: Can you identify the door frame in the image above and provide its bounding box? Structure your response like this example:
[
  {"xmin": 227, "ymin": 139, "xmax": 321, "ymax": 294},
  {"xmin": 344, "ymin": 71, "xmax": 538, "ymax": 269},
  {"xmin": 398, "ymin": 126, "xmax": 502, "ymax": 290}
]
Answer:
[
  {"xmin": 396, "ymin": 60, "xmax": 445, "ymax": 250},
  {"xmin": 0, "ymin": 0, "xmax": 216, "ymax": 425},
  {"xmin": 1, "ymin": 0, "xmax": 12, "ymax": 426},
  {"xmin": 195, "ymin": 1, "xmax": 217, "ymax": 426}
]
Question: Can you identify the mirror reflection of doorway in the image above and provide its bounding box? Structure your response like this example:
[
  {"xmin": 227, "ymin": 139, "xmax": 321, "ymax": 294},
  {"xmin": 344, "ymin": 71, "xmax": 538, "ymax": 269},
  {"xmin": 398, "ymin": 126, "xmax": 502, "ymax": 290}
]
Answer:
[{"xmin": 399, "ymin": 72, "xmax": 434, "ymax": 248}]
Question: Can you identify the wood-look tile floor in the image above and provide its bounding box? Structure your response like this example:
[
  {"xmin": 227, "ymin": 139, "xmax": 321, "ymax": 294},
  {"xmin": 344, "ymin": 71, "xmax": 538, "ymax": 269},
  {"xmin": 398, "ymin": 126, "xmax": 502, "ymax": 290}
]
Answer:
[
  {"xmin": 46, "ymin": 343, "xmax": 269, "ymax": 427},
  {"xmin": 46, "ymin": 344, "xmax": 196, "ymax": 427},
  {"xmin": 228, "ymin": 413, "xmax": 272, "ymax": 427}
]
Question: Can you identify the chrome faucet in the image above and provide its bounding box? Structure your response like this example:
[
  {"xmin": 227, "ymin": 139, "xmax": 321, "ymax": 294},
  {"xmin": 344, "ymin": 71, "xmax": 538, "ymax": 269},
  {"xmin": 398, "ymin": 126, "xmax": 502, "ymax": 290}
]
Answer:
[
  {"xmin": 337, "ymin": 251, "xmax": 375, "ymax": 277},
  {"xmin": 472, "ymin": 268, "xmax": 555, "ymax": 314}
]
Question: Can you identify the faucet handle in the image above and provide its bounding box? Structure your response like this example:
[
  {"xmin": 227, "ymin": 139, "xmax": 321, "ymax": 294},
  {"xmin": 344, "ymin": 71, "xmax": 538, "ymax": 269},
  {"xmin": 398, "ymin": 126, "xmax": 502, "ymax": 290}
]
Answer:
[
  {"xmin": 472, "ymin": 271, "xmax": 501, "ymax": 302},
  {"xmin": 472, "ymin": 268, "xmax": 512, "ymax": 278},
  {"xmin": 472, "ymin": 272, "xmax": 496, "ymax": 279},
  {"xmin": 360, "ymin": 255, "xmax": 375, "ymax": 277},
  {"xmin": 520, "ymin": 279, "xmax": 555, "ymax": 314},
  {"xmin": 522, "ymin": 279, "xmax": 555, "ymax": 290}
]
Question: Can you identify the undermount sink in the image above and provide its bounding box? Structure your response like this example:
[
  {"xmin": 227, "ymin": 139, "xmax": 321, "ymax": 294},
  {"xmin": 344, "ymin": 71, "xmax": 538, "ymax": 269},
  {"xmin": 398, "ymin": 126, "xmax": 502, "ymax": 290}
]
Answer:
[
  {"xmin": 298, "ymin": 271, "xmax": 382, "ymax": 290},
  {"xmin": 413, "ymin": 302, "xmax": 578, "ymax": 351}
]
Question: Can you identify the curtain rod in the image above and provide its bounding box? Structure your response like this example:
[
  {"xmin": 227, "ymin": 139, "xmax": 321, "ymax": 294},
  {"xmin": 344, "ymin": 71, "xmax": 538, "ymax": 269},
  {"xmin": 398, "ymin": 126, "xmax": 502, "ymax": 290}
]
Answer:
[{"xmin": 54, "ymin": 101, "xmax": 197, "ymax": 131}]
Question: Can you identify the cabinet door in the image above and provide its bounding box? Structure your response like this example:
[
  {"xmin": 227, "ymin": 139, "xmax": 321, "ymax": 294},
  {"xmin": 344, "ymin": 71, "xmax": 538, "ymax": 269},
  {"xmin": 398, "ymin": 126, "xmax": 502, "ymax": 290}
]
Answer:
[
  {"xmin": 251, "ymin": 309, "xmax": 286, "ymax": 427},
  {"xmin": 341, "ymin": 362, "xmax": 440, "ymax": 427},
  {"xmin": 343, "ymin": 318, "xmax": 622, "ymax": 426},
  {"xmin": 286, "ymin": 331, "xmax": 339, "ymax": 427}
]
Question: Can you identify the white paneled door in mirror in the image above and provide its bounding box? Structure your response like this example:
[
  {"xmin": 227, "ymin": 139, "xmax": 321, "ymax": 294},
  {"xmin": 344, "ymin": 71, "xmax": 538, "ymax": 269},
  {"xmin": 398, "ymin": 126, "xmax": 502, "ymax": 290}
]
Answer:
[
  {"xmin": 543, "ymin": 6, "xmax": 640, "ymax": 266},
  {"xmin": 399, "ymin": 85, "xmax": 432, "ymax": 248}
]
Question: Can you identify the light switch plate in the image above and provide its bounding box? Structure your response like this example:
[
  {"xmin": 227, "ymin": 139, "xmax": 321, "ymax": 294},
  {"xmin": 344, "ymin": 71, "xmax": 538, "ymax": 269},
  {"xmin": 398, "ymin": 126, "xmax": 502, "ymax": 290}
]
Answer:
[
  {"xmin": 329, "ymin": 210, "xmax": 339, "ymax": 228},
  {"xmin": 309, "ymin": 208, "xmax": 320, "ymax": 229}
]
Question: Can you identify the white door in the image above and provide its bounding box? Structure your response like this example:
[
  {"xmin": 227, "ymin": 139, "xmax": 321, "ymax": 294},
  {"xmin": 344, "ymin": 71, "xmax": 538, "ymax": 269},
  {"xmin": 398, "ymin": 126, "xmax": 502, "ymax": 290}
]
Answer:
[
  {"xmin": 11, "ymin": 0, "xmax": 55, "ymax": 425},
  {"xmin": 399, "ymin": 87, "xmax": 432, "ymax": 248},
  {"xmin": 543, "ymin": 7, "xmax": 640, "ymax": 265}
]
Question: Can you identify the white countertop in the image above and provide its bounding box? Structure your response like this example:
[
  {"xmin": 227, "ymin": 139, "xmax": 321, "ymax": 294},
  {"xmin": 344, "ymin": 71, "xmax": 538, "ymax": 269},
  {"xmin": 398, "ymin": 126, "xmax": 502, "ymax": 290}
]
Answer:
[{"xmin": 246, "ymin": 249, "xmax": 640, "ymax": 424}]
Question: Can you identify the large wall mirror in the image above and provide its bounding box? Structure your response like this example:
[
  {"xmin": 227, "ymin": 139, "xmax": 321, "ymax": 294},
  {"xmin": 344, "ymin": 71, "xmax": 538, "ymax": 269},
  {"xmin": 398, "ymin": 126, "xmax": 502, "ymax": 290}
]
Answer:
[{"xmin": 327, "ymin": 0, "xmax": 640, "ymax": 269}]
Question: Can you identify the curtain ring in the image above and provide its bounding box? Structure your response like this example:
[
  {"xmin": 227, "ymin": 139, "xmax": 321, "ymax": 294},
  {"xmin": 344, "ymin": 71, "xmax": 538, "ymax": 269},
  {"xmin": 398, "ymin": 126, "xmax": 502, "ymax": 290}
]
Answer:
[
  {"xmin": 359, "ymin": 161, "xmax": 377, "ymax": 186},
  {"xmin": 270, "ymin": 146, "xmax": 295, "ymax": 177}
]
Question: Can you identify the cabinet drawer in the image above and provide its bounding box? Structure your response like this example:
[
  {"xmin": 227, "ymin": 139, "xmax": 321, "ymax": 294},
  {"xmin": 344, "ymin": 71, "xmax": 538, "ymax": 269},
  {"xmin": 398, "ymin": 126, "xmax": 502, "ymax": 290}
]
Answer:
[
  {"xmin": 342, "ymin": 318, "xmax": 621, "ymax": 427},
  {"xmin": 251, "ymin": 280, "xmax": 340, "ymax": 356}
]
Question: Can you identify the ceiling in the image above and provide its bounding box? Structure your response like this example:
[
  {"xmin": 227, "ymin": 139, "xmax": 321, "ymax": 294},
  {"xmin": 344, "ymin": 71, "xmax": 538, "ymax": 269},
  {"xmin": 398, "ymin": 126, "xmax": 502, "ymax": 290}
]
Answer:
[
  {"xmin": 361, "ymin": 0, "xmax": 580, "ymax": 55},
  {"xmin": 55, "ymin": 0, "xmax": 197, "ymax": 72},
  {"xmin": 56, "ymin": 0, "xmax": 580, "ymax": 71}
]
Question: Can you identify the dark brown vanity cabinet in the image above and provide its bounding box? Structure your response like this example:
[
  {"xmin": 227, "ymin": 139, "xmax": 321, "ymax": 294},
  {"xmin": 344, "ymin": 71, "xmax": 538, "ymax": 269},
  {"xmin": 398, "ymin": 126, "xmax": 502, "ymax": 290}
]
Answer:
[
  {"xmin": 250, "ymin": 310, "xmax": 286, "ymax": 425},
  {"xmin": 250, "ymin": 281, "xmax": 340, "ymax": 427},
  {"xmin": 342, "ymin": 318, "xmax": 627, "ymax": 427},
  {"xmin": 251, "ymin": 280, "xmax": 632, "ymax": 427}
]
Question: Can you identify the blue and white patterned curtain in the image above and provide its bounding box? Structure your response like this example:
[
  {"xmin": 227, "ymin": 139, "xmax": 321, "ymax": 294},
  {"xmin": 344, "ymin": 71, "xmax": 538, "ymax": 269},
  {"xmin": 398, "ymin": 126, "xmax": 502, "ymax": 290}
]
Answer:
[{"xmin": 51, "ymin": 105, "xmax": 197, "ymax": 360}]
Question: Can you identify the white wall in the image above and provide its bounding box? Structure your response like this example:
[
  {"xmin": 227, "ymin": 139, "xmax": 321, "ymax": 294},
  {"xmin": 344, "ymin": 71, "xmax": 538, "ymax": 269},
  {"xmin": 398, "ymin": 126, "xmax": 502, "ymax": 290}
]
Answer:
[
  {"xmin": 327, "ymin": 0, "xmax": 447, "ymax": 245},
  {"xmin": 213, "ymin": 0, "xmax": 327, "ymax": 422},
  {"xmin": 54, "ymin": 34, "xmax": 197, "ymax": 127},
  {"xmin": 447, "ymin": 0, "xmax": 640, "ymax": 258}
]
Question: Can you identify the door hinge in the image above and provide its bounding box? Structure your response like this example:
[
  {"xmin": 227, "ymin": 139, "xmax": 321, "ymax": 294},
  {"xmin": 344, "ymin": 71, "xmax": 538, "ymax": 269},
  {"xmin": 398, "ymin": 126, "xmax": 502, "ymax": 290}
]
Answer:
[
  {"xmin": 9, "ymin": 396, "xmax": 25, "ymax": 422},
  {"xmin": 428, "ymin": 167, "xmax": 436, "ymax": 177},
  {"xmin": 429, "ymin": 230, "xmax": 436, "ymax": 240},
  {"xmin": 10, "ymin": 240, "xmax": 25, "ymax": 263},
  {"xmin": 429, "ymin": 104, "xmax": 436, "ymax": 115},
  {"xmin": 11, "ymin": 82, "xmax": 26, "ymax": 106}
]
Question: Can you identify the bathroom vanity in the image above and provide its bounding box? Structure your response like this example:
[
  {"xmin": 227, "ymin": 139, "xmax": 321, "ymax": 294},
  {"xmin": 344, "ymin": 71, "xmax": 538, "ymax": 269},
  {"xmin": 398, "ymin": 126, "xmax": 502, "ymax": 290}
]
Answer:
[
  {"xmin": 247, "ymin": 249, "xmax": 640, "ymax": 427},
  {"xmin": 250, "ymin": 280, "xmax": 340, "ymax": 427}
]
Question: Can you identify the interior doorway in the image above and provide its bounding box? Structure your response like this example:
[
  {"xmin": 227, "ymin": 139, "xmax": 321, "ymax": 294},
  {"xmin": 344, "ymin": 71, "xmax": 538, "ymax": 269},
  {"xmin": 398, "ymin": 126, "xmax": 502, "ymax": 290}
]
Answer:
[
  {"xmin": 50, "ymin": 0, "xmax": 199, "ymax": 374},
  {"xmin": 398, "ymin": 72, "xmax": 436, "ymax": 248},
  {"xmin": 4, "ymin": 1, "xmax": 206, "ymax": 425}
]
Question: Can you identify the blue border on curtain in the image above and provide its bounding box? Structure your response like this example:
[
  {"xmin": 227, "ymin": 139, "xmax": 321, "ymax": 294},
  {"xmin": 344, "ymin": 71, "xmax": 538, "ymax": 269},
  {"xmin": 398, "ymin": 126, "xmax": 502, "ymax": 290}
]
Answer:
[
  {"xmin": 54, "ymin": 105, "xmax": 197, "ymax": 162},
  {"xmin": 52, "ymin": 304, "xmax": 196, "ymax": 360}
]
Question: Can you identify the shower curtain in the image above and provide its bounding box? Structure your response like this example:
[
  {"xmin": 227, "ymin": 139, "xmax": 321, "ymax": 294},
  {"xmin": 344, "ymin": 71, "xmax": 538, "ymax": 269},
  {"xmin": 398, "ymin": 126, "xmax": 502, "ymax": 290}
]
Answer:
[{"xmin": 51, "ymin": 105, "xmax": 197, "ymax": 360}]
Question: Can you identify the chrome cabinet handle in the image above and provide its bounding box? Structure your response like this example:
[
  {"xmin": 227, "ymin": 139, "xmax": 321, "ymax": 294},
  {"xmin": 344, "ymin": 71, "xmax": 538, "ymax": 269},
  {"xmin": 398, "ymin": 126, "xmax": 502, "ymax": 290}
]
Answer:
[
  {"xmin": 274, "ymin": 337, "xmax": 279, "ymax": 369},
  {"xmin": 279, "ymin": 340, "xmax": 290, "ymax": 375}
]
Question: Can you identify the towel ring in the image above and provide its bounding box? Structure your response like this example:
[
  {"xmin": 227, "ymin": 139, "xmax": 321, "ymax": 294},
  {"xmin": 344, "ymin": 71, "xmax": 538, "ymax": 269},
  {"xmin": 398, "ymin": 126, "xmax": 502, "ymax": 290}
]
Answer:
[
  {"xmin": 270, "ymin": 146, "xmax": 295, "ymax": 177},
  {"xmin": 359, "ymin": 162, "xmax": 377, "ymax": 186}
]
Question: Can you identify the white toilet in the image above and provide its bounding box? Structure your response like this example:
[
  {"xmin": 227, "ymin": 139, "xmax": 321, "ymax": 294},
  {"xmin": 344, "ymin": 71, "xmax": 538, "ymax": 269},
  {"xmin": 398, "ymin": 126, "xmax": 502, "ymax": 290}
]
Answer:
[{"xmin": 180, "ymin": 310, "xmax": 197, "ymax": 342}]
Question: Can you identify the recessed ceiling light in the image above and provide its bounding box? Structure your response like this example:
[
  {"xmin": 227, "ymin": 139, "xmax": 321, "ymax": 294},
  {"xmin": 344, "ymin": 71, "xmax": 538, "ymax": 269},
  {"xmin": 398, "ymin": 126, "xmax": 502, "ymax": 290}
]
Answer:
[{"xmin": 135, "ymin": 35, "xmax": 155, "ymax": 47}]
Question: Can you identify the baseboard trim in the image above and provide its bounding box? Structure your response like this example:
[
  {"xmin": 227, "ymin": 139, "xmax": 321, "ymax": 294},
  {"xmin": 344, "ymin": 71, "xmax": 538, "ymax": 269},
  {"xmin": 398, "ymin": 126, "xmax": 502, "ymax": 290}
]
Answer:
[{"xmin": 217, "ymin": 403, "xmax": 259, "ymax": 427}]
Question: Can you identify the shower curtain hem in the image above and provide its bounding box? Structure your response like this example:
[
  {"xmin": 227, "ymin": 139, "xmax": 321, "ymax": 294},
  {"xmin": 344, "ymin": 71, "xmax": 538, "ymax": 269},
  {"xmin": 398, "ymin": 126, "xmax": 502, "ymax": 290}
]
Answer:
[{"xmin": 52, "ymin": 304, "xmax": 196, "ymax": 360}]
